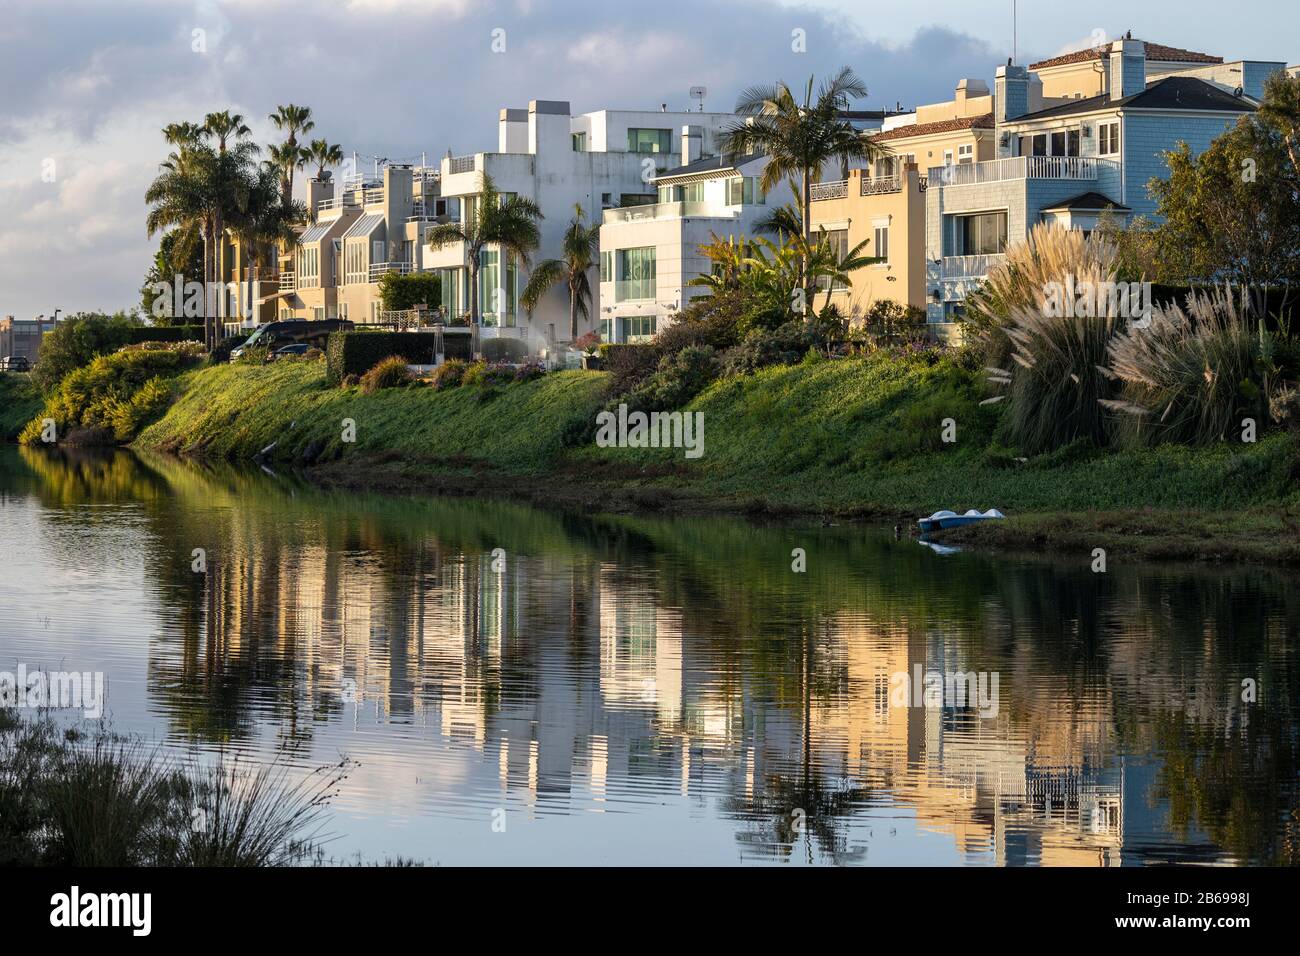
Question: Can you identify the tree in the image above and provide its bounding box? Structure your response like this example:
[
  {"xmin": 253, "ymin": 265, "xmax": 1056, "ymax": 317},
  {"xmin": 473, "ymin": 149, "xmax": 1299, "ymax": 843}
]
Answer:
[
  {"xmin": 520, "ymin": 203, "xmax": 599, "ymax": 341},
  {"xmin": 720, "ymin": 67, "xmax": 886, "ymax": 308},
  {"xmin": 230, "ymin": 164, "xmax": 305, "ymax": 283},
  {"xmin": 202, "ymin": 111, "xmax": 259, "ymax": 345},
  {"xmin": 425, "ymin": 174, "xmax": 542, "ymax": 326},
  {"xmin": 306, "ymin": 139, "xmax": 344, "ymax": 182},
  {"xmin": 688, "ymin": 234, "xmax": 749, "ymax": 295},
  {"xmin": 140, "ymin": 230, "xmax": 204, "ymax": 322},
  {"xmin": 31, "ymin": 312, "xmax": 140, "ymax": 394},
  {"xmin": 146, "ymin": 126, "xmax": 216, "ymax": 339},
  {"xmin": 268, "ymin": 104, "xmax": 315, "ymax": 205}
]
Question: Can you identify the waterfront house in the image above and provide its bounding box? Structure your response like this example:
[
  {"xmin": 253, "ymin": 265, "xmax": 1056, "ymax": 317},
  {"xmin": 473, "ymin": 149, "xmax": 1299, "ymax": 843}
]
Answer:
[{"xmin": 924, "ymin": 38, "xmax": 1280, "ymax": 329}]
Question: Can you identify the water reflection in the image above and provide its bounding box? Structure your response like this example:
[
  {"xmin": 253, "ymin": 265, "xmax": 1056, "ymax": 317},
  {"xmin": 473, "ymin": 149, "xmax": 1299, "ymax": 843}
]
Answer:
[{"xmin": 2, "ymin": 444, "xmax": 1298, "ymax": 865}]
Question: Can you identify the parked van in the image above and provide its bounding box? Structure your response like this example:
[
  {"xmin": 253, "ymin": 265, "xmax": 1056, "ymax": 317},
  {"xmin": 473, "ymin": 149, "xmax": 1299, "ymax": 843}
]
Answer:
[{"xmin": 229, "ymin": 319, "xmax": 354, "ymax": 361}]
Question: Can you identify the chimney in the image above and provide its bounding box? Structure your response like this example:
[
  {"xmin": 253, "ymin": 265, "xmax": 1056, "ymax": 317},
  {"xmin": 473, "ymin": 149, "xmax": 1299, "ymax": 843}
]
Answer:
[
  {"xmin": 954, "ymin": 78, "xmax": 990, "ymax": 116},
  {"xmin": 306, "ymin": 178, "xmax": 332, "ymax": 219},
  {"xmin": 1108, "ymin": 38, "xmax": 1146, "ymax": 99},
  {"xmin": 681, "ymin": 125, "xmax": 703, "ymax": 166},
  {"xmin": 499, "ymin": 108, "xmax": 528, "ymax": 152},
  {"xmin": 528, "ymin": 99, "xmax": 571, "ymax": 156},
  {"xmin": 995, "ymin": 63, "xmax": 1029, "ymax": 124}
]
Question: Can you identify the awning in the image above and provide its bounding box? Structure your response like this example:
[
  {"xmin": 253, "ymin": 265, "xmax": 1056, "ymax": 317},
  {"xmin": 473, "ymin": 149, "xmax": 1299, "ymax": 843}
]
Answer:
[{"xmin": 342, "ymin": 213, "xmax": 385, "ymax": 240}]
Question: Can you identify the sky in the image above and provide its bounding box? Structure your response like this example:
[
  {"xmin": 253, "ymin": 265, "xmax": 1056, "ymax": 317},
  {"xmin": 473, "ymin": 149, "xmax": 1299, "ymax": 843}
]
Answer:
[{"xmin": 0, "ymin": 0, "xmax": 1295, "ymax": 319}]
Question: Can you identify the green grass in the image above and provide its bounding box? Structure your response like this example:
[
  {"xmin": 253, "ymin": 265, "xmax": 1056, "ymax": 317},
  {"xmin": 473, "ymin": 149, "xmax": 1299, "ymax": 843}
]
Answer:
[
  {"xmin": 579, "ymin": 355, "xmax": 1300, "ymax": 514},
  {"xmin": 0, "ymin": 373, "xmax": 42, "ymax": 441},
  {"xmin": 136, "ymin": 361, "xmax": 609, "ymax": 473},
  {"xmin": 132, "ymin": 355, "xmax": 1300, "ymax": 529}
]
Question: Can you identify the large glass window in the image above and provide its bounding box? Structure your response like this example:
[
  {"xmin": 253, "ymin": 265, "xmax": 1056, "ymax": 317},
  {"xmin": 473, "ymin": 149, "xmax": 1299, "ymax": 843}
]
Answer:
[
  {"xmin": 657, "ymin": 185, "xmax": 682, "ymax": 204},
  {"xmin": 627, "ymin": 128, "xmax": 672, "ymax": 154},
  {"xmin": 957, "ymin": 212, "xmax": 1007, "ymax": 256},
  {"xmin": 817, "ymin": 229, "xmax": 848, "ymax": 290},
  {"xmin": 623, "ymin": 316, "xmax": 656, "ymax": 341},
  {"xmin": 616, "ymin": 247, "xmax": 656, "ymax": 301},
  {"xmin": 726, "ymin": 177, "xmax": 764, "ymax": 205},
  {"xmin": 600, "ymin": 251, "xmax": 613, "ymax": 282},
  {"xmin": 682, "ymin": 182, "xmax": 704, "ymax": 203},
  {"xmin": 572, "ymin": 132, "xmax": 586, "ymax": 152},
  {"xmin": 478, "ymin": 249, "xmax": 517, "ymax": 325}
]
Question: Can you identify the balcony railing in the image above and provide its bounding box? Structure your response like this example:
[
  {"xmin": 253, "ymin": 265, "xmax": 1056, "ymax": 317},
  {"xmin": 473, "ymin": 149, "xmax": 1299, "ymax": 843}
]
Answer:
[
  {"xmin": 810, "ymin": 179, "xmax": 848, "ymax": 201},
  {"xmin": 448, "ymin": 154, "xmax": 477, "ymax": 174},
  {"xmin": 862, "ymin": 175, "xmax": 903, "ymax": 196},
  {"xmin": 615, "ymin": 279, "xmax": 656, "ymax": 302},
  {"xmin": 941, "ymin": 253, "xmax": 1007, "ymax": 281},
  {"xmin": 602, "ymin": 201, "xmax": 714, "ymax": 224},
  {"xmin": 928, "ymin": 156, "xmax": 1102, "ymax": 187},
  {"xmin": 279, "ymin": 271, "xmax": 296, "ymax": 292},
  {"xmin": 363, "ymin": 187, "xmax": 385, "ymax": 205},
  {"xmin": 368, "ymin": 261, "xmax": 413, "ymax": 282}
]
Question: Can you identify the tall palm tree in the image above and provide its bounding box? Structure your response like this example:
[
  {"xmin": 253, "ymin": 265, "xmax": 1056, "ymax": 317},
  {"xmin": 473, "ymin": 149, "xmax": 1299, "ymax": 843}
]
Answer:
[
  {"xmin": 520, "ymin": 204, "xmax": 599, "ymax": 341},
  {"xmin": 425, "ymin": 174, "xmax": 542, "ymax": 326},
  {"xmin": 306, "ymin": 139, "xmax": 344, "ymax": 182},
  {"xmin": 231, "ymin": 164, "xmax": 306, "ymax": 290},
  {"xmin": 268, "ymin": 104, "xmax": 315, "ymax": 204},
  {"xmin": 687, "ymin": 233, "xmax": 749, "ymax": 295},
  {"xmin": 203, "ymin": 112, "xmax": 259, "ymax": 344},
  {"xmin": 147, "ymin": 127, "xmax": 216, "ymax": 339},
  {"xmin": 268, "ymin": 141, "xmax": 309, "ymax": 202},
  {"xmin": 721, "ymin": 67, "xmax": 886, "ymax": 309}
]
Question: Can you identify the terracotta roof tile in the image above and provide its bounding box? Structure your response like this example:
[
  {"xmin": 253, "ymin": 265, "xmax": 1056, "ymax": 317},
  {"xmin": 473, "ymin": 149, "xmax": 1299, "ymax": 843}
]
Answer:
[
  {"xmin": 872, "ymin": 113, "xmax": 994, "ymax": 143},
  {"xmin": 1030, "ymin": 41, "xmax": 1221, "ymax": 71}
]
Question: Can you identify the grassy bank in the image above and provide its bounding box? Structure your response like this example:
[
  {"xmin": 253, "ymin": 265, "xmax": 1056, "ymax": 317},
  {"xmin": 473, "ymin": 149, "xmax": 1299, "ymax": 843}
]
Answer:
[
  {"xmin": 127, "ymin": 358, "xmax": 1300, "ymax": 555},
  {"xmin": 0, "ymin": 373, "xmax": 42, "ymax": 441}
]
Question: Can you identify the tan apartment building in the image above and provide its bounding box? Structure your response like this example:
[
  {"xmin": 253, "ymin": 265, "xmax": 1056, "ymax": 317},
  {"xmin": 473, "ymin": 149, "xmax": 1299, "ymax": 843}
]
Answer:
[
  {"xmin": 0, "ymin": 314, "xmax": 61, "ymax": 364},
  {"xmin": 808, "ymin": 78, "xmax": 996, "ymax": 319}
]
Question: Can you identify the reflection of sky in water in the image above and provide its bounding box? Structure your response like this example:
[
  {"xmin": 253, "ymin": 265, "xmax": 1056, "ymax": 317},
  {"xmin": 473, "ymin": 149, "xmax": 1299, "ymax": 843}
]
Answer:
[{"xmin": 1, "ymin": 446, "xmax": 1296, "ymax": 866}]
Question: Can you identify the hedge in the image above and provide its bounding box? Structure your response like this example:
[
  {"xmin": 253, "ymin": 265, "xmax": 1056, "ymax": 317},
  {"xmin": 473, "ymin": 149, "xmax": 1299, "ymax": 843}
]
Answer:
[
  {"xmin": 126, "ymin": 325, "xmax": 205, "ymax": 345},
  {"xmin": 326, "ymin": 331, "xmax": 440, "ymax": 383}
]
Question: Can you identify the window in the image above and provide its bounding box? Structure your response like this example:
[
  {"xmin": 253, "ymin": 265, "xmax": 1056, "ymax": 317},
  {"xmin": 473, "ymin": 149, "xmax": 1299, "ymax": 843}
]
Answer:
[
  {"xmin": 623, "ymin": 316, "xmax": 656, "ymax": 341},
  {"xmin": 312, "ymin": 307, "xmax": 324, "ymax": 322},
  {"xmin": 478, "ymin": 249, "xmax": 517, "ymax": 325},
  {"xmin": 943, "ymin": 149, "xmax": 954, "ymax": 166},
  {"xmin": 873, "ymin": 223, "xmax": 889, "ymax": 262},
  {"xmin": 726, "ymin": 177, "xmax": 764, "ymax": 205},
  {"xmin": 332, "ymin": 240, "xmax": 342, "ymax": 286},
  {"xmin": 1021, "ymin": 133, "xmax": 1048, "ymax": 157},
  {"xmin": 431, "ymin": 267, "xmax": 463, "ymax": 316},
  {"xmin": 601, "ymin": 192, "xmax": 613, "ymax": 208},
  {"xmin": 339, "ymin": 302, "xmax": 349, "ymax": 321},
  {"xmin": 620, "ymin": 193, "xmax": 655, "ymax": 207},
  {"xmin": 816, "ymin": 229, "xmax": 848, "ymax": 290},
  {"xmin": 657, "ymin": 185, "xmax": 682, "ymax": 203},
  {"xmin": 600, "ymin": 251, "xmax": 613, "ymax": 282},
  {"xmin": 616, "ymin": 247, "xmax": 656, "ymax": 301},
  {"xmin": 957, "ymin": 211, "xmax": 1007, "ymax": 256},
  {"xmin": 1099, "ymin": 121, "xmax": 1120, "ymax": 156},
  {"xmin": 600, "ymin": 318, "xmax": 613, "ymax": 342},
  {"xmin": 627, "ymin": 128, "xmax": 672, "ymax": 154},
  {"xmin": 682, "ymin": 182, "xmax": 704, "ymax": 203},
  {"xmin": 372, "ymin": 240, "xmax": 386, "ymax": 267},
  {"xmin": 957, "ymin": 144, "xmax": 974, "ymax": 165},
  {"xmin": 572, "ymin": 132, "xmax": 587, "ymax": 152}
]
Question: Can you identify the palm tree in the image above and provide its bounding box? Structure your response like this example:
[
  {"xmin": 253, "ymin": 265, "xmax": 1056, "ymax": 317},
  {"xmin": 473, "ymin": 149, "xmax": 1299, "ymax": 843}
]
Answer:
[
  {"xmin": 425, "ymin": 174, "xmax": 542, "ymax": 326},
  {"xmin": 721, "ymin": 67, "xmax": 886, "ymax": 308},
  {"xmin": 306, "ymin": 139, "xmax": 344, "ymax": 182},
  {"xmin": 231, "ymin": 164, "xmax": 306, "ymax": 290},
  {"xmin": 687, "ymin": 233, "xmax": 749, "ymax": 295},
  {"xmin": 753, "ymin": 200, "xmax": 803, "ymax": 239},
  {"xmin": 147, "ymin": 127, "xmax": 216, "ymax": 340},
  {"xmin": 520, "ymin": 204, "xmax": 599, "ymax": 341},
  {"xmin": 268, "ymin": 142, "xmax": 309, "ymax": 203},
  {"xmin": 203, "ymin": 112, "xmax": 259, "ymax": 343},
  {"xmin": 268, "ymin": 104, "xmax": 315, "ymax": 203}
]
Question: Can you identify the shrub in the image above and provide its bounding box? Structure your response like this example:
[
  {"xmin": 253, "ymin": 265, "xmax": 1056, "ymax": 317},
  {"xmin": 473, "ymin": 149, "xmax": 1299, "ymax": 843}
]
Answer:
[
  {"xmin": 377, "ymin": 271, "xmax": 442, "ymax": 312},
  {"xmin": 19, "ymin": 346, "xmax": 199, "ymax": 445},
  {"xmin": 31, "ymin": 312, "xmax": 140, "ymax": 394},
  {"xmin": 573, "ymin": 331, "xmax": 601, "ymax": 353},
  {"xmin": 513, "ymin": 361, "xmax": 546, "ymax": 383},
  {"xmin": 720, "ymin": 321, "xmax": 814, "ymax": 376},
  {"xmin": 302, "ymin": 347, "xmax": 323, "ymax": 361},
  {"xmin": 603, "ymin": 344, "xmax": 661, "ymax": 397},
  {"xmin": 481, "ymin": 337, "xmax": 529, "ymax": 363},
  {"xmin": 622, "ymin": 346, "xmax": 719, "ymax": 413},
  {"xmin": 234, "ymin": 346, "xmax": 269, "ymax": 365},
  {"xmin": 462, "ymin": 360, "xmax": 518, "ymax": 389},
  {"xmin": 341, "ymin": 373, "xmax": 360, "ymax": 388},
  {"xmin": 326, "ymin": 331, "xmax": 439, "ymax": 384},
  {"xmin": 210, "ymin": 335, "xmax": 248, "ymax": 365},
  {"xmin": 859, "ymin": 299, "xmax": 928, "ymax": 347},
  {"xmin": 1105, "ymin": 286, "xmax": 1291, "ymax": 446},
  {"xmin": 430, "ymin": 359, "xmax": 469, "ymax": 391},
  {"xmin": 358, "ymin": 355, "xmax": 412, "ymax": 395}
]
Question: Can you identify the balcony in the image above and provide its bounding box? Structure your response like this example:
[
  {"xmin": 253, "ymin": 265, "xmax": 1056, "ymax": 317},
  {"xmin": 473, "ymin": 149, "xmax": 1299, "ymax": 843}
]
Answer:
[
  {"xmin": 279, "ymin": 271, "xmax": 296, "ymax": 293},
  {"xmin": 614, "ymin": 279, "xmax": 656, "ymax": 302},
  {"xmin": 861, "ymin": 175, "xmax": 903, "ymax": 196},
  {"xmin": 928, "ymin": 156, "xmax": 1103, "ymax": 187},
  {"xmin": 448, "ymin": 154, "xmax": 477, "ymax": 175},
  {"xmin": 368, "ymin": 261, "xmax": 413, "ymax": 282},
  {"xmin": 363, "ymin": 187, "xmax": 385, "ymax": 205},
  {"xmin": 810, "ymin": 180, "xmax": 848, "ymax": 201},
  {"xmin": 602, "ymin": 201, "xmax": 714, "ymax": 224},
  {"xmin": 941, "ymin": 254, "xmax": 1007, "ymax": 281}
]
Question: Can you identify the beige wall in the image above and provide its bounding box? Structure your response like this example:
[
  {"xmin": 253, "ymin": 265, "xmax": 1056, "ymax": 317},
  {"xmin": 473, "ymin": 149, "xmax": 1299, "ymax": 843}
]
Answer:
[{"xmin": 809, "ymin": 167, "xmax": 927, "ymax": 316}]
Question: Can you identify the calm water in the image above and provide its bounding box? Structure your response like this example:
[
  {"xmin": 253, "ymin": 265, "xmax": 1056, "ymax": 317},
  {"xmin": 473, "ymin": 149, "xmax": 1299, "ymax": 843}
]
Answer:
[{"xmin": 1, "ymin": 444, "xmax": 1298, "ymax": 866}]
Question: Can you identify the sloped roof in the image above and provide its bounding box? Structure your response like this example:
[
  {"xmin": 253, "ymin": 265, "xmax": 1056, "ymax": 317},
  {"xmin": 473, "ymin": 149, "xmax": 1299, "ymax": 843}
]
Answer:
[
  {"xmin": 1008, "ymin": 76, "xmax": 1254, "ymax": 122},
  {"xmin": 1040, "ymin": 191, "xmax": 1131, "ymax": 212},
  {"xmin": 653, "ymin": 153, "xmax": 762, "ymax": 183},
  {"xmin": 341, "ymin": 212, "xmax": 385, "ymax": 240},
  {"xmin": 298, "ymin": 221, "xmax": 333, "ymax": 245},
  {"xmin": 1030, "ymin": 41, "xmax": 1222, "ymax": 71},
  {"xmin": 872, "ymin": 113, "xmax": 995, "ymax": 143}
]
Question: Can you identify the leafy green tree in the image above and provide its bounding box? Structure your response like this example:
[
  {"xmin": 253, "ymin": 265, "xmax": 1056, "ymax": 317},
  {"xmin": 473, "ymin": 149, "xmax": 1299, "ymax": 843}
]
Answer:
[
  {"xmin": 520, "ymin": 204, "xmax": 600, "ymax": 341},
  {"xmin": 425, "ymin": 174, "xmax": 542, "ymax": 326},
  {"xmin": 140, "ymin": 230, "xmax": 204, "ymax": 322},
  {"xmin": 31, "ymin": 312, "xmax": 140, "ymax": 394}
]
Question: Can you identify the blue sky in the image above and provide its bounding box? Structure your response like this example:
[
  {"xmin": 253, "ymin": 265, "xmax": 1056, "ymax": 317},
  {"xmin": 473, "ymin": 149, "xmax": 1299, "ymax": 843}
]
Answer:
[{"xmin": 0, "ymin": 0, "xmax": 1293, "ymax": 318}]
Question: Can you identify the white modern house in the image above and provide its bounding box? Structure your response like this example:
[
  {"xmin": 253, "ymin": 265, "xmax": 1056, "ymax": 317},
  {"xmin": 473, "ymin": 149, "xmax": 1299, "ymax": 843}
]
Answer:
[
  {"xmin": 597, "ymin": 142, "xmax": 803, "ymax": 343},
  {"xmin": 425, "ymin": 100, "xmax": 743, "ymax": 348}
]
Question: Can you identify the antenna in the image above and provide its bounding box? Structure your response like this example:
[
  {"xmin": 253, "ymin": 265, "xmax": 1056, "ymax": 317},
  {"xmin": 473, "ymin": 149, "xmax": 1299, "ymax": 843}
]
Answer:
[
  {"xmin": 1012, "ymin": 0, "xmax": 1017, "ymax": 64},
  {"xmin": 690, "ymin": 86, "xmax": 707, "ymax": 112}
]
